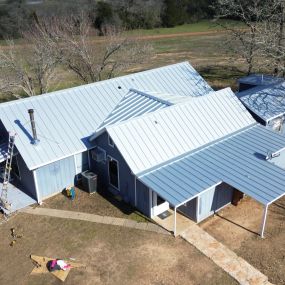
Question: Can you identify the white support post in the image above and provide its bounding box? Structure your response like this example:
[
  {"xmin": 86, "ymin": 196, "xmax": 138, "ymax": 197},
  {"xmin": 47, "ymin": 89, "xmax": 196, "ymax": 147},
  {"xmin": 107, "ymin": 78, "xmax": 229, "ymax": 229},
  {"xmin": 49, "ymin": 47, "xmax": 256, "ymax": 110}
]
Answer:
[
  {"xmin": 196, "ymin": 195, "xmax": 200, "ymax": 223},
  {"xmin": 260, "ymin": 205, "xmax": 269, "ymax": 238},
  {"xmin": 174, "ymin": 206, "xmax": 177, "ymax": 237}
]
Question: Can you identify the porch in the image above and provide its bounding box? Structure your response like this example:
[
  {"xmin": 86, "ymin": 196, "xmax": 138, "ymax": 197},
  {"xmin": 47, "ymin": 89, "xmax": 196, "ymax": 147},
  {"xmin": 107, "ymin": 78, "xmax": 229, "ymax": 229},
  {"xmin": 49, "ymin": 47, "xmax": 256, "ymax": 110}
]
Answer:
[
  {"xmin": 0, "ymin": 180, "xmax": 37, "ymax": 213},
  {"xmin": 153, "ymin": 209, "xmax": 195, "ymax": 236}
]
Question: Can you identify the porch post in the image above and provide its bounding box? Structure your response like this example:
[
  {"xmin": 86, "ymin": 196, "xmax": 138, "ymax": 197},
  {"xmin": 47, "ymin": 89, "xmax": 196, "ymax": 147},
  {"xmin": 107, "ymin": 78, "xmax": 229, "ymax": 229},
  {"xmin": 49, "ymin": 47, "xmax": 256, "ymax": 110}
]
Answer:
[
  {"xmin": 260, "ymin": 204, "xmax": 269, "ymax": 238},
  {"xmin": 174, "ymin": 206, "xmax": 177, "ymax": 237}
]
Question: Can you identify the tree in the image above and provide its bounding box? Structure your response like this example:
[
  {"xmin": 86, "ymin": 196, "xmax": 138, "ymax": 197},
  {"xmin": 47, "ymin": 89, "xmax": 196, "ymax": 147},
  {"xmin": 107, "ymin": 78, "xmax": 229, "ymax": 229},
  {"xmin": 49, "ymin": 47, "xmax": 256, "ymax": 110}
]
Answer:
[
  {"xmin": 258, "ymin": 0, "xmax": 285, "ymax": 76},
  {"xmin": 0, "ymin": 22, "xmax": 60, "ymax": 98},
  {"xmin": 45, "ymin": 15, "xmax": 153, "ymax": 84},
  {"xmin": 162, "ymin": 0, "xmax": 188, "ymax": 27},
  {"xmin": 214, "ymin": 0, "xmax": 268, "ymax": 75}
]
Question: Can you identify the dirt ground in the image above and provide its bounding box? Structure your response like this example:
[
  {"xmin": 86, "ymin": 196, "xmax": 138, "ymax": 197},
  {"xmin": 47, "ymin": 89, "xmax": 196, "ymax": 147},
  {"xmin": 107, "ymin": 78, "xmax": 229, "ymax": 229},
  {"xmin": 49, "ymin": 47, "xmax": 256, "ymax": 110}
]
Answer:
[
  {"xmin": 42, "ymin": 187, "xmax": 149, "ymax": 223},
  {"xmin": 0, "ymin": 213, "xmax": 238, "ymax": 285},
  {"xmin": 200, "ymin": 196, "xmax": 285, "ymax": 285}
]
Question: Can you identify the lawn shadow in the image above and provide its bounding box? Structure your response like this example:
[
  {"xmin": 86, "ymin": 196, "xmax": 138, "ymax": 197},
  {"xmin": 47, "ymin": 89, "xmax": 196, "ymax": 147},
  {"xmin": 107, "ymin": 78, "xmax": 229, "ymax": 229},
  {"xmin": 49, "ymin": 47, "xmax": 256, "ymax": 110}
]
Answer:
[{"xmin": 215, "ymin": 213, "xmax": 259, "ymax": 236}]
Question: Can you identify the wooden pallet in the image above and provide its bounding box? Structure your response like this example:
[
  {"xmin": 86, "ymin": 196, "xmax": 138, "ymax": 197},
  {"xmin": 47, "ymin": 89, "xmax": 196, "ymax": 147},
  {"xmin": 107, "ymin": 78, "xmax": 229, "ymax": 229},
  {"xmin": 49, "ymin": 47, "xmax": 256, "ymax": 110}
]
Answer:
[{"xmin": 30, "ymin": 255, "xmax": 85, "ymax": 282}]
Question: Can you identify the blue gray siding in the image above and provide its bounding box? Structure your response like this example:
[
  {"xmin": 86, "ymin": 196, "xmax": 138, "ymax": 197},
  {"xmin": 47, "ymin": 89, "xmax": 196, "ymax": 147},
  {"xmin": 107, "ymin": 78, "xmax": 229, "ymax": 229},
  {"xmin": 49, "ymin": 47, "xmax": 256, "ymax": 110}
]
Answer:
[
  {"xmin": 179, "ymin": 198, "xmax": 197, "ymax": 221},
  {"xmin": 35, "ymin": 156, "xmax": 76, "ymax": 200},
  {"xmin": 16, "ymin": 154, "xmax": 37, "ymax": 201},
  {"xmin": 270, "ymin": 151, "xmax": 285, "ymax": 170},
  {"xmin": 90, "ymin": 132, "xmax": 136, "ymax": 207},
  {"xmin": 198, "ymin": 183, "xmax": 234, "ymax": 222},
  {"xmin": 136, "ymin": 179, "xmax": 150, "ymax": 216}
]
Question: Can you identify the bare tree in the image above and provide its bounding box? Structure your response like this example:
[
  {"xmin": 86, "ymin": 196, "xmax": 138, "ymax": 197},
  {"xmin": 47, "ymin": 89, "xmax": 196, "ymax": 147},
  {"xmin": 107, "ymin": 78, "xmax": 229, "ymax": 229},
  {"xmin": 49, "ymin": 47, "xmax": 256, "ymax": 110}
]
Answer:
[
  {"xmin": 214, "ymin": 0, "xmax": 267, "ymax": 75},
  {"xmin": 258, "ymin": 0, "xmax": 285, "ymax": 76},
  {"xmin": 0, "ymin": 24, "xmax": 60, "ymax": 98},
  {"xmin": 45, "ymin": 15, "xmax": 153, "ymax": 84}
]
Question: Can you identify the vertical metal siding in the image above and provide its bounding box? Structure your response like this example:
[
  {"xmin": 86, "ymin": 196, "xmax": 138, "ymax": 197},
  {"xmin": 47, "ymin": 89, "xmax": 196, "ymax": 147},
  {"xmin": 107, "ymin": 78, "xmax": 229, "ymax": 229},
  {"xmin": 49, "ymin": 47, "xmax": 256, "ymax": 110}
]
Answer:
[
  {"xmin": 179, "ymin": 198, "xmax": 197, "ymax": 221},
  {"xmin": 136, "ymin": 179, "xmax": 150, "ymax": 217},
  {"xmin": 75, "ymin": 151, "xmax": 89, "ymax": 174},
  {"xmin": 90, "ymin": 132, "xmax": 136, "ymax": 206},
  {"xmin": 35, "ymin": 155, "xmax": 76, "ymax": 199},
  {"xmin": 17, "ymin": 154, "xmax": 37, "ymax": 200},
  {"xmin": 198, "ymin": 183, "xmax": 233, "ymax": 222}
]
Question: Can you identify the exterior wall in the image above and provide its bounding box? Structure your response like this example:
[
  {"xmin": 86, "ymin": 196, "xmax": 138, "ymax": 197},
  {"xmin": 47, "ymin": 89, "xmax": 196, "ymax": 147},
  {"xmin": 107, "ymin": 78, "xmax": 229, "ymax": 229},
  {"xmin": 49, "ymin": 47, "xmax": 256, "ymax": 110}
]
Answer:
[
  {"xmin": 270, "ymin": 150, "xmax": 285, "ymax": 170},
  {"xmin": 35, "ymin": 155, "xmax": 76, "ymax": 200},
  {"xmin": 198, "ymin": 183, "xmax": 234, "ymax": 222},
  {"xmin": 75, "ymin": 151, "xmax": 89, "ymax": 174},
  {"xmin": 136, "ymin": 179, "xmax": 150, "ymax": 217},
  {"xmin": 179, "ymin": 197, "xmax": 197, "ymax": 222},
  {"xmin": 90, "ymin": 132, "xmax": 136, "ymax": 206},
  {"xmin": 14, "ymin": 154, "xmax": 38, "ymax": 201}
]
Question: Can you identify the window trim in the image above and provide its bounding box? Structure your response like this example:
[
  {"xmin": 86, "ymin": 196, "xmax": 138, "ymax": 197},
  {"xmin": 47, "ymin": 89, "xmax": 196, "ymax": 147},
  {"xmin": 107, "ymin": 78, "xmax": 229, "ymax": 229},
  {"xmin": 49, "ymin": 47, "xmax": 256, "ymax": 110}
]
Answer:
[
  {"xmin": 108, "ymin": 135, "xmax": 114, "ymax": 147},
  {"xmin": 107, "ymin": 155, "xmax": 120, "ymax": 191}
]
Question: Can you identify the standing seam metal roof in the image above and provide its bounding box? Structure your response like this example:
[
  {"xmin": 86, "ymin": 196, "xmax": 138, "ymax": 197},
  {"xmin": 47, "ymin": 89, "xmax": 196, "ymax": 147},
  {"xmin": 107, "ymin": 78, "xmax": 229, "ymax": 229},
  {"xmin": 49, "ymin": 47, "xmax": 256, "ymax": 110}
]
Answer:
[
  {"xmin": 237, "ymin": 81, "xmax": 285, "ymax": 122},
  {"xmin": 138, "ymin": 124, "xmax": 285, "ymax": 206},
  {"xmin": 0, "ymin": 61, "xmax": 212, "ymax": 170},
  {"xmin": 107, "ymin": 88, "xmax": 255, "ymax": 175}
]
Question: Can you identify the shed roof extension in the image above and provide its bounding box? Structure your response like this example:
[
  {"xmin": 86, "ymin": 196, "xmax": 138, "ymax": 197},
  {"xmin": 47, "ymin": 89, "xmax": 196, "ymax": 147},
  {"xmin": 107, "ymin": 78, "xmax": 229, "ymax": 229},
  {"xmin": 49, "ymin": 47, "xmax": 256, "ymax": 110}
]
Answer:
[
  {"xmin": 237, "ymin": 81, "xmax": 285, "ymax": 123},
  {"xmin": 107, "ymin": 87, "xmax": 255, "ymax": 175},
  {"xmin": 138, "ymin": 124, "xmax": 285, "ymax": 207},
  {"xmin": 0, "ymin": 61, "xmax": 212, "ymax": 170}
]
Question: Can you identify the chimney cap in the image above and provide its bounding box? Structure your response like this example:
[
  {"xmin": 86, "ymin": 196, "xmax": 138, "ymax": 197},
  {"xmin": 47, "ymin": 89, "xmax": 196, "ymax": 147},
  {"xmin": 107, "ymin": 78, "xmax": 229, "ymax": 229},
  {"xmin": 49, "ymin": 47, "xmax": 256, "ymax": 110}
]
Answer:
[{"xmin": 28, "ymin": 109, "xmax": 34, "ymax": 114}]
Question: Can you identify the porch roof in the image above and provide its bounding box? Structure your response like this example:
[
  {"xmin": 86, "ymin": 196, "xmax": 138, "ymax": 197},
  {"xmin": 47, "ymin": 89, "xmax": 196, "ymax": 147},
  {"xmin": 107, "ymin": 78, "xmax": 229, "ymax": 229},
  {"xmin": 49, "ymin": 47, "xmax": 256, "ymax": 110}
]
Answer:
[{"xmin": 138, "ymin": 124, "xmax": 285, "ymax": 207}]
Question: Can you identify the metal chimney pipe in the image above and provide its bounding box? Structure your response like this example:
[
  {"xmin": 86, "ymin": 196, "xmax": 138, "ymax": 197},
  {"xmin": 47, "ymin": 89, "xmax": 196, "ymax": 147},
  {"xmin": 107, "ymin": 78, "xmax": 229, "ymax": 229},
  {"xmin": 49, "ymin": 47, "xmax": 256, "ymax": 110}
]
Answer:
[{"xmin": 28, "ymin": 109, "xmax": 39, "ymax": 145}]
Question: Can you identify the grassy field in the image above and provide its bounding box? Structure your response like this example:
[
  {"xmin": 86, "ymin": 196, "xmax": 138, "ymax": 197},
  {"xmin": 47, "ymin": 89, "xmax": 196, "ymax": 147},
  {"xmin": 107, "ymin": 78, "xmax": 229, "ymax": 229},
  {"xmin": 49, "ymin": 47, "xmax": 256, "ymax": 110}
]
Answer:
[
  {"xmin": 0, "ymin": 20, "xmax": 247, "ymax": 102},
  {"xmin": 126, "ymin": 20, "xmax": 244, "ymax": 36}
]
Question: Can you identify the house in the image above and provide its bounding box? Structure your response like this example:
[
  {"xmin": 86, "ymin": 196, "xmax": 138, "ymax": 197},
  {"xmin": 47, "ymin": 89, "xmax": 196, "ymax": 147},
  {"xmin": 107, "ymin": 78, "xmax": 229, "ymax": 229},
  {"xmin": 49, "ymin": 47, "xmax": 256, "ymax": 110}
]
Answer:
[
  {"xmin": 237, "ymin": 74, "xmax": 285, "ymax": 168},
  {"xmin": 1, "ymin": 62, "xmax": 285, "ymax": 238},
  {"xmin": 0, "ymin": 62, "xmax": 212, "ymax": 212}
]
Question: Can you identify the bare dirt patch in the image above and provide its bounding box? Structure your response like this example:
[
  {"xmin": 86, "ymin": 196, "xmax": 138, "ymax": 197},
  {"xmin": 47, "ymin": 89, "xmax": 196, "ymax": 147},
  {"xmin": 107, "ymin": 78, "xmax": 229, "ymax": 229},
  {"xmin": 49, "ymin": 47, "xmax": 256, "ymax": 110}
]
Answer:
[
  {"xmin": 42, "ymin": 188, "xmax": 150, "ymax": 223},
  {"xmin": 0, "ymin": 213, "xmax": 238, "ymax": 285},
  {"xmin": 201, "ymin": 196, "xmax": 285, "ymax": 285}
]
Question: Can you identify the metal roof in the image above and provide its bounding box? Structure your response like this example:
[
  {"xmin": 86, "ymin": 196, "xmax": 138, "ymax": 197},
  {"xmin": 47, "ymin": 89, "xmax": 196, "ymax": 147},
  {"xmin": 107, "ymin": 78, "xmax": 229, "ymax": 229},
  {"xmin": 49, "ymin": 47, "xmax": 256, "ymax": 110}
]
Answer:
[
  {"xmin": 238, "ymin": 74, "xmax": 284, "ymax": 86},
  {"xmin": 90, "ymin": 89, "xmax": 171, "ymax": 139},
  {"xmin": 237, "ymin": 82, "xmax": 285, "ymax": 122},
  {"xmin": 0, "ymin": 61, "xmax": 212, "ymax": 170},
  {"xmin": 138, "ymin": 124, "xmax": 285, "ymax": 207},
  {"xmin": 107, "ymin": 88, "xmax": 255, "ymax": 175},
  {"xmin": 135, "ymin": 90, "xmax": 192, "ymax": 104}
]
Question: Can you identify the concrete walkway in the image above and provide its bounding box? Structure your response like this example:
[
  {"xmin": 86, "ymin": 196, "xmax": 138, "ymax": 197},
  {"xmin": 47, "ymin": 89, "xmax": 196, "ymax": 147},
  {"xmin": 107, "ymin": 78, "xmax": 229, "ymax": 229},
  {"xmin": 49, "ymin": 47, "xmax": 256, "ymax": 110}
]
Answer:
[
  {"xmin": 20, "ymin": 207, "xmax": 169, "ymax": 235},
  {"xmin": 181, "ymin": 225, "xmax": 273, "ymax": 285}
]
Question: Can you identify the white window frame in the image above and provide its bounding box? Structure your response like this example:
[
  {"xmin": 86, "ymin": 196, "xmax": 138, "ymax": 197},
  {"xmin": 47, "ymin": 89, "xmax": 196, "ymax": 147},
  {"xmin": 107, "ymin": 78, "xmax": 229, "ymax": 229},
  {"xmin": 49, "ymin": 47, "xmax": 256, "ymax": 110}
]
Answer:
[
  {"xmin": 108, "ymin": 135, "xmax": 114, "ymax": 147},
  {"xmin": 107, "ymin": 155, "xmax": 120, "ymax": 191}
]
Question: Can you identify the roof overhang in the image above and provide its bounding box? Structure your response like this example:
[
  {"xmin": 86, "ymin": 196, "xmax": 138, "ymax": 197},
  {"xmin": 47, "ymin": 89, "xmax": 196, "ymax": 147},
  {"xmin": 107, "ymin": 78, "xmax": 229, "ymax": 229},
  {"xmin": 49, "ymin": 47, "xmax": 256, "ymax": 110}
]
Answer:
[{"xmin": 137, "ymin": 125, "xmax": 285, "ymax": 208}]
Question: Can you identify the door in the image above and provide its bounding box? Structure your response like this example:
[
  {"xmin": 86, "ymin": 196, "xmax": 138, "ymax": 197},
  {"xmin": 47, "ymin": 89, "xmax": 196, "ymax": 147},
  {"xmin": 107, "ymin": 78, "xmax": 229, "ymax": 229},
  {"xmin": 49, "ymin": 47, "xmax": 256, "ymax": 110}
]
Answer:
[{"xmin": 151, "ymin": 191, "xmax": 169, "ymax": 217}]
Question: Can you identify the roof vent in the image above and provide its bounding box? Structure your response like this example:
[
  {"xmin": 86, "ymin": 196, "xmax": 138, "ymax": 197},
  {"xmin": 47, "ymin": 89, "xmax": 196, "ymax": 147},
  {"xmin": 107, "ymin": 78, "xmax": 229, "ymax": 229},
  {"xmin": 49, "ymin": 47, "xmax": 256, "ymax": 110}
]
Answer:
[{"xmin": 28, "ymin": 109, "xmax": 40, "ymax": 145}]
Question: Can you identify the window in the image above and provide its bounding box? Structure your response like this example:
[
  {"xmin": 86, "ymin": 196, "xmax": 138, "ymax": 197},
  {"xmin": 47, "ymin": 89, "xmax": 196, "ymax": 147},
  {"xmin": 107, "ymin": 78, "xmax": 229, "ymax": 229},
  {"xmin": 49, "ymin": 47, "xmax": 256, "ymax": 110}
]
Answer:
[
  {"xmin": 108, "ymin": 135, "xmax": 114, "ymax": 147},
  {"xmin": 108, "ymin": 157, "xmax": 119, "ymax": 190}
]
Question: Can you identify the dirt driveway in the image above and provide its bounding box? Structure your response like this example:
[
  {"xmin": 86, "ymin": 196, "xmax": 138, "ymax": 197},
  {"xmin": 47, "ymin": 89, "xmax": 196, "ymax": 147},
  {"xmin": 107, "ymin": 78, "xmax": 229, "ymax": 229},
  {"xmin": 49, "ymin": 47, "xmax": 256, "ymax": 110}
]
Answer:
[{"xmin": 201, "ymin": 196, "xmax": 285, "ymax": 285}]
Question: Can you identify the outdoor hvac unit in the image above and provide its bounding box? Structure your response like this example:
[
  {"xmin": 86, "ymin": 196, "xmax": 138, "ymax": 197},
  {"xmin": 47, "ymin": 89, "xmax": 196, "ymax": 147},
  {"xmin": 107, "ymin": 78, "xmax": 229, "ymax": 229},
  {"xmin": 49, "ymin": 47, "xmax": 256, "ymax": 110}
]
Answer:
[
  {"xmin": 81, "ymin": 170, "xmax": 98, "ymax": 194},
  {"xmin": 91, "ymin": 147, "xmax": 106, "ymax": 163}
]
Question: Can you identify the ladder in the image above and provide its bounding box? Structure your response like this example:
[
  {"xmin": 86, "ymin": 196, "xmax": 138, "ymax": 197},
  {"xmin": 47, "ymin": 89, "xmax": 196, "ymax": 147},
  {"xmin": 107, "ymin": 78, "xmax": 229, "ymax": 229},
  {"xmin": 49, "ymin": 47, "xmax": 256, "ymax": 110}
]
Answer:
[{"xmin": 0, "ymin": 132, "xmax": 16, "ymax": 211}]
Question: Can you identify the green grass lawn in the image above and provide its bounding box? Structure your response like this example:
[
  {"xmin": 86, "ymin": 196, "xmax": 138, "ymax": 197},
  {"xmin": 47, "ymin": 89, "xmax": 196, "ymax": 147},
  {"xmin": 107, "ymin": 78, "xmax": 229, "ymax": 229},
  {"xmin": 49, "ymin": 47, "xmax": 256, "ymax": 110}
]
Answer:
[{"xmin": 126, "ymin": 19, "xmax": 244, "ymax": 36}]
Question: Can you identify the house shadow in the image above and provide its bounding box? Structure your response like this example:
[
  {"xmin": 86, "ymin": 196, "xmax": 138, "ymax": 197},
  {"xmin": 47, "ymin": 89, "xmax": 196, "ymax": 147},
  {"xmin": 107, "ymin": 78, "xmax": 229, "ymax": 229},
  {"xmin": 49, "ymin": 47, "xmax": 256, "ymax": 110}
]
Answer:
[
  {"xmin": 76, "ymin": 181, "xmax": 149, "ymax": 220},
  {"xmin": 215, "ymin": 213, "xmax": 259, "ymax": 236}
]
